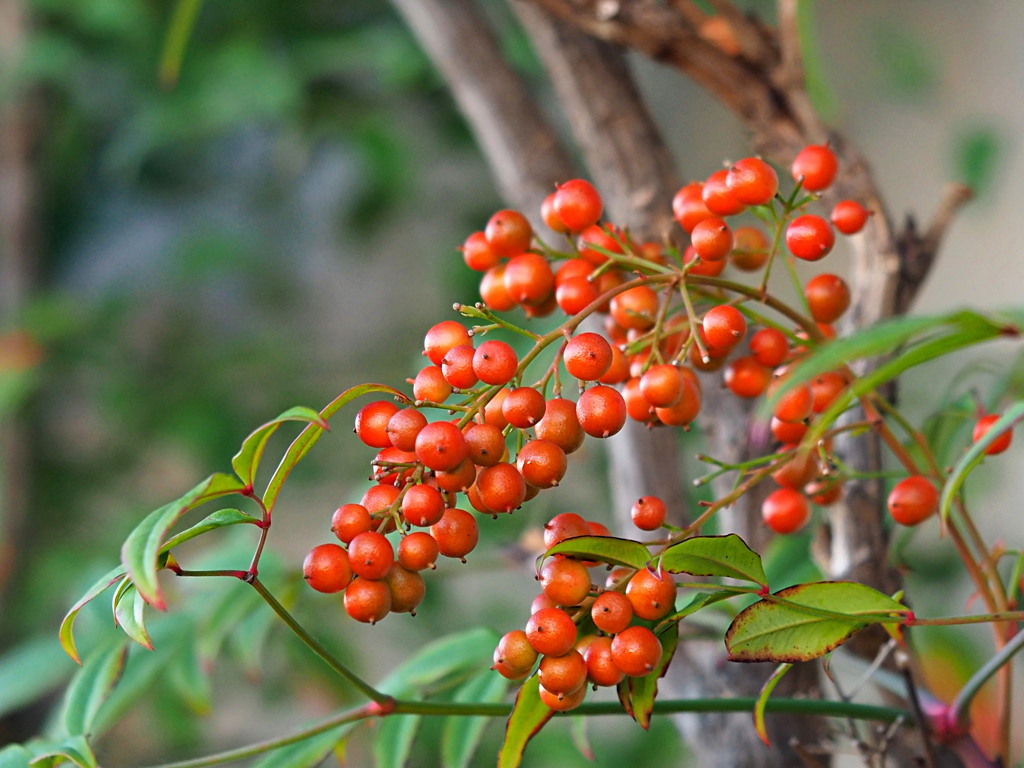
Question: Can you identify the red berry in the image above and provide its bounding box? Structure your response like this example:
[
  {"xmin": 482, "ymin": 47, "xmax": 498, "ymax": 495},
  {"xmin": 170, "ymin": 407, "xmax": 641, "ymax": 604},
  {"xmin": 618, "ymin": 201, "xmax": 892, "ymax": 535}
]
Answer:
[
  {"xmin": 303, "ymin": 543, "xmax": 353, "ymax": 593},
  {"xmin": 609, "ymin": 285, "xmax": 659, "ymax": 331},
  {"xmin": 671, "ymin": 182, "xmax": 713, "ymax": 233},
  {"xmin": 973, "ymin": 413, "xmax": 1013, "ymax": 455},
  {"xmin": 631, "ymin": 495, "xmax": 667, "ymax": 531},
  {"xmin": 423, "ymin": 320, "xmax": 471, "ymax": 367},
  {"xmin": 726, "ymin": 157, "xmax": 779, "ymax": 206},
  {"xmin": 786, "ymin": 214, "xmax": 835, "ymax": 261},
  {"xmin": 690, "ymin": 216, "xmax": 733, "ymax": 262},
  {"xmin": 485, "ymin": 209, "xmax": 533, "ymax": 257},
  {"xmin": 348, "ymin": 531, "xmax": 395, "ymax": 581},
  {"xmin": 831, "ymin": 199, "xmax": 870, "ymax": 235},
  {"xmin": 590, "ymin": 590, "xmax": 633, "ymax": 635},
  {"xmin": 749, "ymin": 327, "xmax": 790, "ymax": 368},
  {"xmin": 553, "ymin": 179, "xmax": 603, "ymax": 232},
  {"xmin": 541, "ymin": 191, "xmax": 570, "ymax": 234},
  {"xmin": 702, "ymin": 168, "xmax": 745, "ymax": 216},
  {"xmin": 441, "ymin": 344, "xmax": 479, "ymax": 390},
  {"xmin": 502, "ymin": 386, "xmax": 547, "ymax": 428},
  {"xmin": 577, "ymin": 224, "xmax": 625, "ymax": 266},
  {"xmin": 702, "ymin": 305, "xmax": 747, "ymax": 350},
  {"xmin": 563, "ymin": 332, "xmax": 614, "ymax": 382},
  {"xmin": 576, "ymin": 385, "xmax": 627, "ymax": 438},
  {"xmin": 344, "ymin": 578, "xmax": 391, "ymax": 624},
  {"xmin": 804, "ymin": 273, "xmax": 851, "ymax": 324},
  {"xmin": 791, "ymin": 144, "xmax": 838, "ymax": 192},
  {"xmin": 503, "ymin": 252, "xmax": 555, "ymax": 306},
  {"xmin": 761, "ymin": 488, "xmax": 811, "ymax": 534},
  {"xmin": 461, "ymin": 231, "xmax": 500, "ymax": 272},
  {"xmin": 525, "ymin": 607, "xmax": 577, "ymax": 657},
  {"xmin": 354, "ymin": 400, "xmax": 400, "ymax": 449},
  {"xmin": 473, "ymin": 339, "xmax": 519, "ymax": 385},
  {"xmin": 887, "ymin": 476, "xmax": 939, "ymax": 526},
  {"xmin": 415, "ymin": 420, "xmax": 468, "ymax": 472},
  {"xmin": 430, "ymin": 507, "xmax": 479, "ymax": 560},
  {"xmin": 611, "ymin": 625, "xmax": 663, "ymax": 677},
  {"xmin": 401, "ymin": 483, "xmax": 446, "ymax": 527},
  {"xmin": 730, "ymin": 225, "xmax": 770, "ymax": 272}
]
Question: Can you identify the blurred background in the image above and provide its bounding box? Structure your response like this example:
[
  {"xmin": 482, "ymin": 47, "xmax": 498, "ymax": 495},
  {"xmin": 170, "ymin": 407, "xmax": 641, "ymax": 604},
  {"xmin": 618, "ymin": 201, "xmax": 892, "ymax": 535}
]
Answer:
[{"xmin": 1, "ymin": 1, "xmax": 1022, "ymax": 765}]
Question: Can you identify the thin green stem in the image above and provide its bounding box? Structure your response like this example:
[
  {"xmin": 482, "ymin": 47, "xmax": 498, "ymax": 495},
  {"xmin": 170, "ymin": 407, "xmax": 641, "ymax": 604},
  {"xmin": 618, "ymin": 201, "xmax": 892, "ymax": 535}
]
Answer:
[
  {"xmin": 950, "ymin": 622, "xmax": 1024, "ymax": 731},
  {"xmin": 248, "ymin": 577, "xmax": 392, "ymax": 706}
]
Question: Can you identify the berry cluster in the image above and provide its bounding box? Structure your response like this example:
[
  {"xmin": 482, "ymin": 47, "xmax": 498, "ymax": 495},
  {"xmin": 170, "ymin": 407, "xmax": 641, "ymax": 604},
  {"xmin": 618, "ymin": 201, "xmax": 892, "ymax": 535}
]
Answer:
[{"xmin": 301, "ymin": 144, "xmax": 1015, "ymax": 710}]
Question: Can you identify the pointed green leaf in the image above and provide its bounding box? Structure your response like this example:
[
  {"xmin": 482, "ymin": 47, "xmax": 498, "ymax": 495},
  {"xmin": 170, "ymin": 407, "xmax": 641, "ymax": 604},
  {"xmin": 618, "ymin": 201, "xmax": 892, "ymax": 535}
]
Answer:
[
  {"xmin": 60, "ymin": 566, "xmax": 127, "ymax": 664},
  {"xmin": 726, "ymin": 582, "xmax": 906, "ymax": 662},
  {"xmin": 543, "ymin": 535, "xmax": 650, "ymax": 571},
  {"xmin": 443, "ymin": 672, "xmax": 508, "ymax": 768},
  {"xmin": 263, "ymin": 384, "xmax": 407, "ymax": 513},
  {"xmin": 568, "ymin": 715, "xmax": 594, "ymax": 761},
  {"xmin": 378, "ymin": 627, "xmax": 498, "ymax": 698},
  {"xmin": 374, "ymin": 713, "xmax": 420, "ymax": 768},
  {"xmin": 62, "ymin": 641, "xmax": 128, "ymax": 736},
  {"xmin": 1, "ymin": 745, "xmax": 34, "ymax": 768},
  {"xmin": 121, "ymin": 472, "xmax": 248, "ymax": 609},
  {"xmin": 661, "ymin": 534, "xmax": 767, "ymax": 587},
  {"xmin": 754, "ymin": 663, "xmax": 793, "ymax": 745},
  {"xmin": 112, "ymin": 582, "xmax": 153, "ymax": 651},
  {"xmin": 159, "ymin": 508, "xmax": 257, "ymax": 553},
  {"xmin": 940, "ymin": 401, "xmax": 1024, "ymax": 524},
  {"xmin": 497, "ymin": 673, "xmax": 554, "ymax": 768},
  {"xmin": 623, "ymin": 623, "xmax": 679, "ymax": 730},
  {"xmin": 158, "ymin": 0, "xmax": 205, "ymax": 87},
  {"xmin": 231, "ymin": 406, "xmax": 328, "ymax": 488},
  {"xmin": 29, "ymin": 736, "xmax": 96, "ymax": 768}
]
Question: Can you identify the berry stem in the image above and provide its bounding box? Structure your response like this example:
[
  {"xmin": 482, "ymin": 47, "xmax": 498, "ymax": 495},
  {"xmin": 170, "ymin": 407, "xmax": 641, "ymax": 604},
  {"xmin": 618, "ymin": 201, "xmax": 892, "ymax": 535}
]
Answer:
[{"xmin": 248, "ymin": 577, "xmax": 392, "ymax": 706}]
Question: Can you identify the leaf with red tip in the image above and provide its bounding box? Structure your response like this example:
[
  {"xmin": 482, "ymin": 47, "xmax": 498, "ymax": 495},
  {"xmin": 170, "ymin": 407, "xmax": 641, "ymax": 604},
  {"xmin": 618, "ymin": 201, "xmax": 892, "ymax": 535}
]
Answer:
[
  {"xmin": 60, "ymin": 566, "xmax": 127, "ymax": 664},
  {"xmin": 498, "ymin": 673, "xmax": 554, "ymax": 768},
  {"xmin": 121, "ymin": 472, "xmax": 248, "ymax": 610},
  {"xmin": 112, "ymin": 581, "xmax": 153, "ymax": 652},
  {"xmin": 726, "ymin": 581, "xmax": 906, "ymax": 662}
]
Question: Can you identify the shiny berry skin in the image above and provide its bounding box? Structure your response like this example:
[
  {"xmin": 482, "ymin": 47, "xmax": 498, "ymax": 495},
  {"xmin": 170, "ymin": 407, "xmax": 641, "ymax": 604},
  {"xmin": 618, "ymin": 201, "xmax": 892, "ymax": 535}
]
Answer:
[
  {"xmin": 553, "ymin": 179, "xmax": 603, "ymax": 232},
  {"xmin": 502, "ymin": 386, "xmax": 547, "ymax": 428},
  {"xmin": 702, "ymin": 304, "xmax": 747, "ymax": 350},
  {"xmin": 538, "ymin": 649, "xmax": 588, "ymax": 695},
  {"xmin": 584, "ymin": 635, "xmax": 626, "ymax": 687},
  {"xmin": 591, "ymin": 590, "xmax": 633, "ymax": 635},
  {"xmin": 690, "ymin": 217, "xmax": 734, "ymax": 262},
  {"xmin": 423, "ymin": 320, "xmax": 472, "ymax": 367},
  {"xmin": 461, "ymin": 230, "xmax": 500, "ymax": 272},
  {"xmin": 441, "ymin": 344, "xmax": 479, "ymax": 390},
  {"xmin": 631, "ymin": 495, "xmax": 667, "ymax": 531},
  {"xmin": 332, "ymin": 503, "xmax": 372, "ymax": 544},
  {"xmin": 494, "ymin": 629, "xmax": 539, "ymax": 676},
  {"xmin": 831, "ymin": 199, "xmax": 870, "ymax": 234},
  {"xmin": 539, "ymin": 557, "xmax": 592, "ymax": 607},
  {"xmin": 702, "ymin": 168, "xmax": 746, "ymax": 216},
  {"xmin": 726, "ymin": 157, "xmax": 779, "ymax": 206},
  {"xmin": 723, "ymin": 356, "xmax": 772, "ymax": 398},
  {"xmin": 761, "ymin": 488, "xmax": 811, "ymax": 534},
  {"xmin": 639, "ymin": 364, "xmax": 685, "ymax": 408},
  {"xmin": 385, "ymin": 564, "xmax": 426, "ymax": 614},
  {"xmin": 412, "ymin": 365, "xmax": 452, "ymax": 403},
  {"xmin": 804, "ymin": 273, "xmax": 851, "ymax": 324},
  {"xmin": 303, "ymin": 543, "xmax": 353, "ymax": 593},
  {"xmin": 791, "ymin": 144, "xmax": 838, "ymax": 191},
  {"xmin": 682, "ymin": 244, "xmax": 726, "ymax": 277},
  {"xmin": 414, "ymin": 420, "xmax": 468, "ymax": 472},
  {"xmin": 463, "ymin": 422, "xmax": 506, "ymax": 466},
  {"xmin": 810, "ymin": 371, "xmax": 848, "ymax": 413},
  {"xmin": 348, "ymin": 531, "xmax": 395, "ymax": 580},
  {"xmin": 475, "ymin": 462, "xmax": 527, "ymax": 513},
  {"xmin": 354, "ymin": 400, "xmax": 400, "ymax": 449},
  {"xmin": 563, "ymin": 332, "xmax": 614, "ymax": 381},
  {"xmin": 397, "ymin": 531, "xmax": 439, "ymax": 571},
  {"xmin": 610, "ymin": 285, "xmax": 659, "ymax": 330},
  {"xmin": 611, "ymin": 626, "xmax": 663, "ymax": 677},
  {"xmin": 626, "ymin": 567, "xmax": 676, "ymax": 620},
  {"xmin": 430, "ymin": 508, "xmax": 479, "ymax": 560},
  {"xmin": 543, "ymin": 512, "xmax": 591, "ymax": 550},
  {"xmin": 749, "ymin": 327, "xmax": 789, "ymax": 368},
  {"xmin": 503, "ymin": 252, "xmax": 555, "ymax": 306},
  {"xmin": 576, "ymin": 224, "xmax": 624, "ymax": 265},
  {"xmin": 401, "ymin": 483, "xmax": 446, "ymax": 527},
  {"xmin": 344, "ymin": 578, "xmax": 391, "ymax": 624},
  {"xmin": 555, "ymin": 276, "xmax": 599, "ymax": 315},
  {"xmin": 516, "ymin": 438, "xmax": 568, "ymax": 489},
  {"xmin": 671, "ymin": 182, "xmax": 713, "ymax": 233},
  {"xmin": 471, "ymin": 339, "xmax": 519, "ymax": 386},
  {"xmin": 767, "ymin": 378, "xmax": 815, "ymax": 424},
  {"xmin": 479, "ymin": 264, "xmax": 517, "ymax": 312},
  {"xmin": 786, "ymin": 214, "xmax": 835, "ymax": 261},
  {"xmin": 576, "ymin": 385, "xmax": 627, "ymax": 438},
  {"xmin": 485, "ymin": 209, "xmax": 533, "ymax": 257},
  {"xmin": 540, "ymin": 191, "xmax": 570, "ymax": 234},
  {"xmin": 534, "ymin": 398, "xmax": 586, "ymax": 454},
  {"xmin": 887, "ymin": 476, "xmax": 939, "ymax": 526},
  {"xmin": 538, "ymin": 681, "xmax": 586, "ymax": 711},
  {"xmin": 385, "ymin": 407, "xmax": 427, "ymax": 452},
  {"xmin": 525, "ymin": 607, "xmax": 578, "ymax": 657},
  {"xmin": 972, "ymin": 413, "xmax": 1013, "ymax": 455}
]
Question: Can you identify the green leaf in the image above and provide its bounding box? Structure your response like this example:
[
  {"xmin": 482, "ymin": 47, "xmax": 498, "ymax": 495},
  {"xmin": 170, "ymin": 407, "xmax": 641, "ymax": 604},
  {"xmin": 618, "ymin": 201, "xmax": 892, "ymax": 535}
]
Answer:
[
  {"xmin": 661, "ymin": 534, "xmax": 767, "ymax": 587},
  {"xmin": 442, "ymin": 671, "xmax": 508, "ymax": 768},
  {"xmin": 0, "ymin": 637, "xmax": 74, "ymax": 719},
  {"xmin": 28, "ymin": 736, "xmax": 96, "ymax": 768},
  {"xmin": 726, "ymin": 582, "xmax": 906, "ymax": 663},
  {"xmin": 754, "ymin": 663, "xmax": 793, "ymax": 745},
  {"xmin": 623, "ymin": 623, "xmax": 679, "ymax": 730},
  {"xmin": 112, "ymin": 581, "xmax": 153, "ymax": 651},
  {"xmin": 60, "ymin": 566, "xmax": 127, "ymax": 664},
  {"xmin": 231, "ymin": 406, "xmax": 328, "ymax": 489},
  {"xmin": 542, "ymin": 535, "xmax": 650, "ymax": 571},
  {"xmin": 940, "ymin": 401, "xmax": 1024, "ymax": 525},
  {"xmin": 0, "ymin": 745, "xmax": 34, "ymax": 768},
  {"xmin": 497, "ymin": 673, "xmax": 554, "ymax": 768},
  {"xmin": 62, "ymin": 641, "xmax": 128, "ymax": 736},
  {"xmin": 121, "ymin": 472, "xmax": 248, "ymax": 610},
  {"xmin": 159, "ymin": 508, "xmax": 257, "ymax": 553},
  {"xmin": 955, "ymin": 124, "xmax": 1001, "ymax": 196},
  {"xmin": 263, "ymin": 383, "xmax": 407, "ymax": 513},
  {"xmin": 374, "ymin": 713, "xmax": 420, "ymax": 768},
  {"xmin": 378, "ymin": 627, "xmax": 498, "ymax": 697}
]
